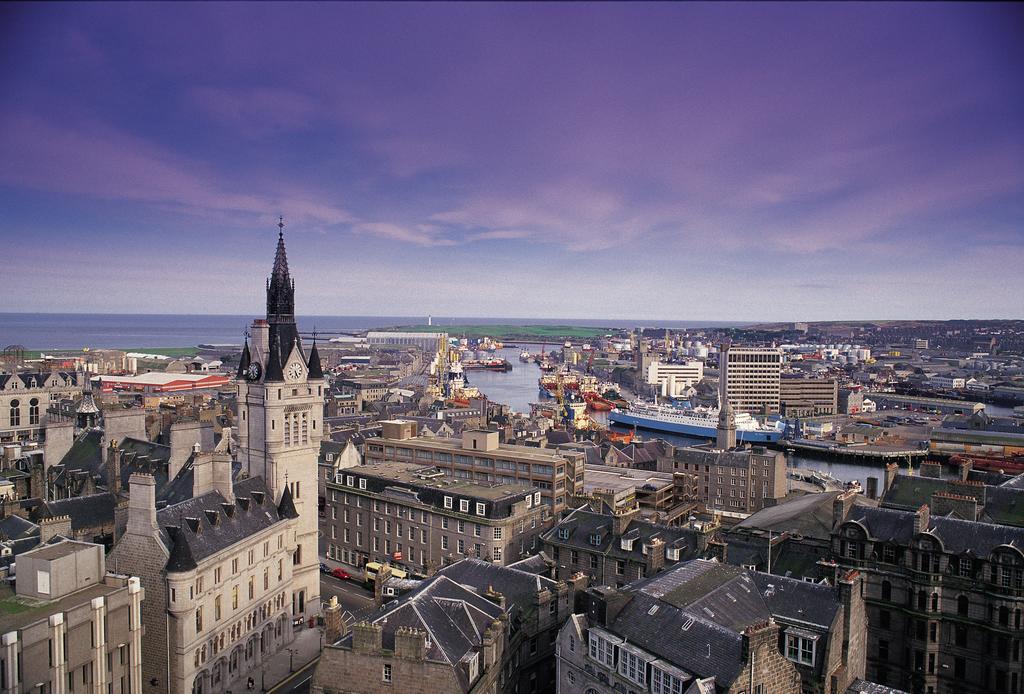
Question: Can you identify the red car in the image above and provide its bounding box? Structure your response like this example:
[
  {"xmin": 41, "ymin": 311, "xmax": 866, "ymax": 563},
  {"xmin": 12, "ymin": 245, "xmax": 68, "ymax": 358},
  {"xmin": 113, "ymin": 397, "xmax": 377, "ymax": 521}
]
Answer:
[{"xmin": 330, "ymin": 568, "xmax": 351, "ymax": 580}]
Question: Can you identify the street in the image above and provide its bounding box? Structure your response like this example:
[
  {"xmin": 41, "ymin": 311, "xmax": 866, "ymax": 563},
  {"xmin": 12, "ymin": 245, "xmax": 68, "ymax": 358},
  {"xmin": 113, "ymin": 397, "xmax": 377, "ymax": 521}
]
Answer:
[
  {"xmin": 267, "ymin": 657, "xmax": 319, "ymax": 694},
  {"xmin": 320, "ymin": 572, "xmax": 376, "ymax": 622}
]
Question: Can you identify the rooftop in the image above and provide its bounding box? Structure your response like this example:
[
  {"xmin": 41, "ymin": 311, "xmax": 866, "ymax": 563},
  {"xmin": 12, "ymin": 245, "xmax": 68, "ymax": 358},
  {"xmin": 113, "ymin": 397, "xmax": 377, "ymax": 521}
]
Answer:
[
  {"xmin": 583, "ymin": 464, "xmax": 676, "ymax": 494},
  {"xmin": 329, "ymin": 462, "xmax": 536, "ymax": 502},
  {"xmin": 374, "ymin": 433, "xmax": 580, "ymax": 463},
  {"xmin": 0, "ymin": 576, "xmax": 128, "ymax": 635}
]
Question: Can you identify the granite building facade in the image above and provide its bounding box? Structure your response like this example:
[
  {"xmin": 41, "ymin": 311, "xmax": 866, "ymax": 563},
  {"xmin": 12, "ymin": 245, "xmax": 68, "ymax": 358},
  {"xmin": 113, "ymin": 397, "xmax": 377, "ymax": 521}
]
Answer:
[
  {"xmin": 323, "ymin": 462, "xmax": 552, "ymax": 574},
  {"xmin": 364, "ymin": 423, "xmax": 585, "ymax": 513}
]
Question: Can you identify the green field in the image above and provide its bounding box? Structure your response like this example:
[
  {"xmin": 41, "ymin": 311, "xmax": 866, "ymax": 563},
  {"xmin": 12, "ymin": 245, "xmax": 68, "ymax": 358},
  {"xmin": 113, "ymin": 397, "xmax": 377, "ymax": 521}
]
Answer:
[{"xmin": 386, "ymin": 324, "xmax": 611, "ymax": 340}]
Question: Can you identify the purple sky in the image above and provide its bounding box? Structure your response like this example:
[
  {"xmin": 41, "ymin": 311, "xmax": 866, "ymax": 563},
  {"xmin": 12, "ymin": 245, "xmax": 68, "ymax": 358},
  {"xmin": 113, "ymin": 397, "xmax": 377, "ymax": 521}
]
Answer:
[{"xmin": 1, "ymin": 3, "xmax": 1022, "ymax": 321}]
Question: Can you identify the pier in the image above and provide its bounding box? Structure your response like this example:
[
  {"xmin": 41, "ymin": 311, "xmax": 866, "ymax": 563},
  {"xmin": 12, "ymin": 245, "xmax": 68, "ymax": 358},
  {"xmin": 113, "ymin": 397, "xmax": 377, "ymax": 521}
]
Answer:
[{"xmin": 777, "ymin": 438, "xmax": 928, "ymax": 463}]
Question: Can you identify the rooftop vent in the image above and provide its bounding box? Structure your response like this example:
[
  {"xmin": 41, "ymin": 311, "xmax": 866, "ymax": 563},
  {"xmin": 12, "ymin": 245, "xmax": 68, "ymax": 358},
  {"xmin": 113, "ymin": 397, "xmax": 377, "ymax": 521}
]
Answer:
[{"xmin": 682, "ymin": 616, "xmax": 695, "ymax": 631}]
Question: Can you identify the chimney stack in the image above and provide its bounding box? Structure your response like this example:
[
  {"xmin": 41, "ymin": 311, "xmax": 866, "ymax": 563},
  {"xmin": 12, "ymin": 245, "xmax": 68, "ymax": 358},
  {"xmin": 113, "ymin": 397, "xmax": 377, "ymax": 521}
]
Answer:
[
  {"xmin": 127, "ymin": 473, "xmax": 158, "ymax": 536},
  {"xmin": 913, "ymin": 504, "xmax": 930, "ymax": 535}
]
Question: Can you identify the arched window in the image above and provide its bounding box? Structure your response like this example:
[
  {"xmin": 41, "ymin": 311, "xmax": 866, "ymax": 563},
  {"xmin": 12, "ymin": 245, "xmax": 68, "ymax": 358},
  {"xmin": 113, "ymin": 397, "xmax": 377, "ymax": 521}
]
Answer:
[
  {"xmin": 958, "ymin": 595, "xmax": 969, "ymax": 616},
  {"xmin": 28, "ymin": 398, "xmax": 39, "ymax": 425},
  {"xmin": 881, "ymin": 580, "xmax": 892, "ymax": 601},
  {"xmin": 931, "ymin": 592, "xmax": 939, "ymax": 612},
  {"xmin": 9, "ymin": 400, "xmax": 19, "ymax": 426}
]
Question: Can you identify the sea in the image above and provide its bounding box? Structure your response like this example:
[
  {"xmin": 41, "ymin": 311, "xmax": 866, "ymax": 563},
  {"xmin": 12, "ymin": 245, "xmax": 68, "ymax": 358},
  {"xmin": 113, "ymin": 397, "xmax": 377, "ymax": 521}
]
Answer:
[{"xmin": 0, "ymin": 313, "xmax": 744, "ymax": 351}]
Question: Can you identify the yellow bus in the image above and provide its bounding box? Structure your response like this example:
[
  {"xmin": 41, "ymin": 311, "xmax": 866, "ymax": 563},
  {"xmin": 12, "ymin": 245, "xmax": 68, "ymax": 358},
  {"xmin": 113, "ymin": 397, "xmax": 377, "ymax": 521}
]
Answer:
[{"xmin": 363, "ymin": 562, "xmax": 409, "ymax": 584}]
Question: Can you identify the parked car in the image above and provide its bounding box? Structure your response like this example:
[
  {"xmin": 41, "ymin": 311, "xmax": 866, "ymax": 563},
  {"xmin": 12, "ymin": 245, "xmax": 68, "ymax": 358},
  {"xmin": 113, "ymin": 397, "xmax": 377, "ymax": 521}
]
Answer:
[
  {"xmin": 319, "ymin": 563, "xmax": 331, "ymax": 574},
  {"xmin": 330, "ymin": 568, "xmax": 351, "ymax": 580}
]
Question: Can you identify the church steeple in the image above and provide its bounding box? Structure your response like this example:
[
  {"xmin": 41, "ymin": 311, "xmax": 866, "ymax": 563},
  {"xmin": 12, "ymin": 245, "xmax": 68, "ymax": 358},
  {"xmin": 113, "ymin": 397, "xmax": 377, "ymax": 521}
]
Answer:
[
  {"xmin": 266, "ymin": 217, "xmax": 295, "ymax": 319},
  {"xmin": 264, "ymin": 217, "xmax": 301, "ymax": 360}
]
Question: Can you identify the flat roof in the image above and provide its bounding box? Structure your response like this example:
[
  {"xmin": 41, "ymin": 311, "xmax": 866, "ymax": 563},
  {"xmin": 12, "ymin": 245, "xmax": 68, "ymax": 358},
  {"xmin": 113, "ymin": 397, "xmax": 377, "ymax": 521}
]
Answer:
[
  {"xmin": 373, "ymin": 435, "xmax": 578, "ymax": 463},
  {"xmin": 335, "ymin": 461, "xmax": 536, "ymax": 501},
  {"xmin": 0, "ymin": 578, "xmax": 125, "ymax": 634},
  {"xmin": 583, "ymin": 464, "xmax": 675, "ymax": 493},
  {"xmin": 23, "ymin": 539, "xmax": 96, "ymax": 561}
]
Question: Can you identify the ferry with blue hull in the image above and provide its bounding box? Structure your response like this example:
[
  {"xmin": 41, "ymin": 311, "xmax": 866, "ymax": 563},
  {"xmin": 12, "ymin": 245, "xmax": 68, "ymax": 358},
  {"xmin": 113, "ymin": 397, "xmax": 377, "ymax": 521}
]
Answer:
[{"xmin": 609, "ymin": 402, "xmax": 784, "ymax": 443}]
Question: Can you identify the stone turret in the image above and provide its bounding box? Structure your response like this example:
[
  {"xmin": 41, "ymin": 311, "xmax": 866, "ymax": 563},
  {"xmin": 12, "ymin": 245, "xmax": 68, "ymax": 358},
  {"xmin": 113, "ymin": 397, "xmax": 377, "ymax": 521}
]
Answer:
[{"xmin": 716, "ymin": 401, "xmax": 737, "ymax": 450}]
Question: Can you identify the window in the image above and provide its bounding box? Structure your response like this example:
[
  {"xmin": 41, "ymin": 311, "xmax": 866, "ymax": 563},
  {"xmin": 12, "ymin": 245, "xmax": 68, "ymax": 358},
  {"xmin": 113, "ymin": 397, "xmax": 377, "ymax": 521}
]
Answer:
[
  {"xmin": 651, "ymin": 668, "xmax": 686, "ymax": 694},
  {"xmin": 444, "ymin": 496, "xmax": 453, "ymax": 509},
  {"xmin": 492, "ymin": 546, "xmax": 502, "ymax": 562},
  {"xmin": 195, "ymin": 607, "xmax": 203, "ymax": 633},
  {"xmin": 785, "ymin": 633, "xmax": 815, "ymax": 666},
  {"xmin": 588, "ymin": 632, "xmax": 615, "ymax": 667},
  {"xmin": 476, "ymin": 502, "xmax": 486, "ymax": 516},
  {"xmin": 28, "ymin": 398, "xmax": 39, "ymax": 425},
  {"xmin": 881, "ymin": 581, "xmax": 892, "ymax": 601},
  {"xmin": 957, "ymin": 595, "xmax": 969, "ymax": 616},
  {"xmin": 9, "ymin": 400, "xmax": 20, "ymax": 426},
  {"xmin": 359, "ymin": 479, "xmax": 366, "ymax": 490},
  {"xmin": 618, "ymin": 649, "xmax": 647, "ymax": 685},
  {"xmin": 382, "ymin": 663, "xmax": 392, "ymax": 683},
  {"xmin": 493, "ymin": 527, "xmax": 503, "ymax": 540}
]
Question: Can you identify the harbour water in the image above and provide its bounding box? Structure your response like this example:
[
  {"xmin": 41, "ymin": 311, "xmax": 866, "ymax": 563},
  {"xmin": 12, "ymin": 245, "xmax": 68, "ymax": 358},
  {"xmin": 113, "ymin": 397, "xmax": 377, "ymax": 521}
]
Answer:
[{"xmin": 463, "ymin": 349, "xmax": 897, "ymax": 490}]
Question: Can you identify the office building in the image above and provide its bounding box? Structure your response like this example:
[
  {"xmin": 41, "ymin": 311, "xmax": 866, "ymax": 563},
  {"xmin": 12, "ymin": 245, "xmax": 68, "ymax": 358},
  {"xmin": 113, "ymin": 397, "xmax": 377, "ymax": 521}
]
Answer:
[
  {"xmin": 364, "ymin": 422, "xmax": 585, "ymax": 512},
  {"xmin": 665, "ymin": 444, "xmax": 788, "ymax": 520},
  {"xmin": 719, "ymin": 344, "xmax": 783, "ymax": 414},
  {"xmin": 779, "ymin": 376, "xmax": 839, "ymax": 416},
  {"xmin": 0, "ymin": 539, "xmax": 144, "ymax": 694},
  {"xmin": 646, "ymin": 360, "xmax": 703, "ymax": 398},
  {"xmin": 322, "ymin": 461, "xmax": 552, "ymax": 574}
]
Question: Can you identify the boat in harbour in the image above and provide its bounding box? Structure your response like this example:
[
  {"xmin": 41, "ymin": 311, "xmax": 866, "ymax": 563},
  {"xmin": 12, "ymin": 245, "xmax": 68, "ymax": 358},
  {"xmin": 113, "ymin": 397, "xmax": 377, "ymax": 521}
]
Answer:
[{"xmin": 608, "ymin": 401, "xmax": 784, "ymax": 443}]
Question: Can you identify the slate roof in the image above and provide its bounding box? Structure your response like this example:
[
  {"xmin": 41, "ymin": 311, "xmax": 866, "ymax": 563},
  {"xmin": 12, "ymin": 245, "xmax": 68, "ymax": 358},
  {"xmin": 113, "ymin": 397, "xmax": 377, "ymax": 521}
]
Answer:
[
  {"xmin": 318, "ymin": 440, "xmax": 346, "ymax": 467},
  {"xmin": 600, "ymin": 559, "xmax": 841, "ymax": 688},
  {"xmin": 543, "ymin": 508, "xmax": 702, "ymax": 563},
  {"xmin": 846, "ymin": 679, "xmax": 910, "ymax": 694},
  {"xmin": 846, "ymin": 505, "xmax": 1024, "ymax": 556},
  {"xmin": 55, "ymin": 430, "xmax": 192, "ymax": 503},
  {"xmin": 438, "ymin": 557, "xmax": 558, "ymax": 617},
  {"xmin": 507, "ymin": 552, "xmax": 554, "ymax": 576},
  {"xmin": 0, "ymin": 514, "xmax": 39, "ymax": 541},
  {"xmin": 336, "ymin": 573, "xmax": 504, "ymax": 692},
  {"xmin": 0, "ymin": 371, "xmax": 78, "ymax": 389},
  {"xmin": 35, "ymin": 493, "xmax": 119, "ymax": 532},
  {"xmin": 735, "ymin": 491, "xmax": 876, "ymax": 541},
  {"xmin": 157, "ymin": 476, "xmax": 289, "ymax": 571},
  {"xmin": 883, "ymin": 474, "xmax": 1024, "ymax": 527}
]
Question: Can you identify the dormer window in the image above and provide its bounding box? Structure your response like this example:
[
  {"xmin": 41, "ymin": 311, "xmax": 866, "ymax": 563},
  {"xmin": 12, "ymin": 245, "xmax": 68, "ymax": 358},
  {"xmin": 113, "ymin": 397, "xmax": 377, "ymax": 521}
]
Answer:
[
  {"xmin": 589, "ymin": 533, "xmax": 601, "ymax": 546},
  {"xmin": 558, "ymin": 527, "xmax": 570, "ymax": 540},
  {"xmin": 666, "ymin": 547, "xmax": 681, "ymax": 561},
  {"xmin": 621, "ymin": 538, "xmax": 635, "ymax": 551},
  {"xmin": 785, "ymin": 630, "xmax": 818, "ymax": 666}
]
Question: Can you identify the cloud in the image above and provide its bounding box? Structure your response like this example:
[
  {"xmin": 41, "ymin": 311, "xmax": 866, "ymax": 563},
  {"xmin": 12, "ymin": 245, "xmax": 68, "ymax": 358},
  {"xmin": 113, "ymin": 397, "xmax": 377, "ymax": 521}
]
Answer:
[
  {"xmin": 352, "ymin": 222, "xmax": 457, "ymax": 247},
  {"xmin": 0, "ymin": 113, "xmax": 352, "ymax": 229},
  {"xmin": 188, "ymin": 85, "xmax": 319, "ymax": 136}
]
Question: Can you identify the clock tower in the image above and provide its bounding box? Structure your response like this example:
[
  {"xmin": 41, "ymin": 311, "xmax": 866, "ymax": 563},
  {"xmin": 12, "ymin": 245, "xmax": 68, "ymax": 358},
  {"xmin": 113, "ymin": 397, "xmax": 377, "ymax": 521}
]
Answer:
[{"xmin": 236, "ymin": 220, "xmax": 325, "ymax": 618}]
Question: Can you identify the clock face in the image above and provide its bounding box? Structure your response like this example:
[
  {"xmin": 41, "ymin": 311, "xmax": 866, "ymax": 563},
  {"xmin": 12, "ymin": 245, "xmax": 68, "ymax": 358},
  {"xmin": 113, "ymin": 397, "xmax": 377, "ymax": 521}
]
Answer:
[
  {"xmin": 285, "ymin": 362, "xmax": 304, "ymax": 382},
  {"xmin": 246, "ymin": 362, "xmax": 262, "ymax": 381}
]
